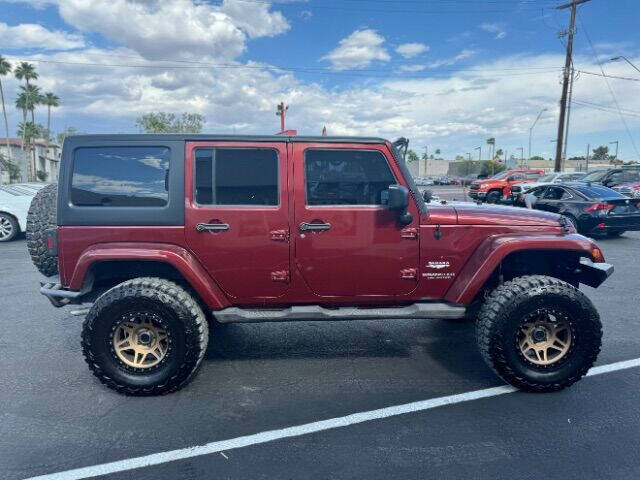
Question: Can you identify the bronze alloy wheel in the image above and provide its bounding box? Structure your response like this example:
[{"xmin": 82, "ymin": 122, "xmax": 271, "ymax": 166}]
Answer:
[
  {"xmin": 112, "ymin": 312, "xmax": 169, "ymax": 369},
  {"xmin": 518, "ymin": 310, "xmax": 572, "ymax": 367}
]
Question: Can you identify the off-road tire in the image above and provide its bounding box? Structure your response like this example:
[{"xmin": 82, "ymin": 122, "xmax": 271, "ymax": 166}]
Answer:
[
  {"xmin": 0, "ymin": 213, "xmax": 19, "ymax": 242},
  {"xmin": 26, "ymin": 184, "xmax": 58, "ymax": 276},
  {"xmin": 486, "ymin": 190, "xmax": 501, "ymax": 204},
  {"xmin": 477, "ymin": 275, "xmax": 601, "ymax": 392},
  {"xmin": 82, "ymin": 277, "xmax": 209, "ymax": 396}
]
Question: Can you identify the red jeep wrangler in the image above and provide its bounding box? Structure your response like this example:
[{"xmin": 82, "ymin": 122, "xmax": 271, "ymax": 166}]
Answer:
[
  {"xmin": 27, "ymin": 135, "xmax": 612, "ymax": 395},
  {"xmin": 469, "ymin": 169, "xmax": 545, "ymax": 203}
]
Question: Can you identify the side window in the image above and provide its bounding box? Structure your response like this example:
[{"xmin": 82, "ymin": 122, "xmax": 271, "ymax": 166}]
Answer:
[
  {"xmin": 624, "ymin": 170, "xmax": 640, "ymax": 182},
  {"xmin": 305, "ymin": 149, "xmax": 396, "ymax": 206},
  {"xmin": 71, "ymin": 146, "xmax": 170, "ymax": 207},
  {"xmin": 509, "ymin": 173, "xmax": 525, "ymax": 181},
  {"xmin": 532, "ymin": 187, "xmax": 547, "ymax": 198},
  {"xmin": 544, "ymin": 187, "xmax": 568, "ymax": 200},
  {"xmin": 194, "ymin": 148, "xmax": 278, "ymax": 206},
  {"xmin": 525, "ymin": 172, "xmax": 541, "ymax": 179}
]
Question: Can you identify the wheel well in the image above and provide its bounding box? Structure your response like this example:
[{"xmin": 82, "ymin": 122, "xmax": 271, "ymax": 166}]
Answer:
[
  {"xmin": 85, "ymin": 260, "xmax": 210, "ymax": 318},
  {"xmin": 473, "ymin": 249, "xmax": 585, "ymax": 306}
]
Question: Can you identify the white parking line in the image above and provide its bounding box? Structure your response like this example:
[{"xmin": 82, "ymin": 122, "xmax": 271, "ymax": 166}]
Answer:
[{"xmin": 25, "ymin": 357, "xmax": 640, "ymax": 480}]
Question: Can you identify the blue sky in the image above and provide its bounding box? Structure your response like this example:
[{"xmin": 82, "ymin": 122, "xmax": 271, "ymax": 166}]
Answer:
[{"xmin": 1, "ymin": 0, "xmax": 639, "ymax": 161}]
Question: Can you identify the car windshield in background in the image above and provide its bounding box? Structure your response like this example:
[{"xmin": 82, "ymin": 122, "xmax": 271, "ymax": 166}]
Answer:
[
  {"xmin": 538, "ymin": 174, "xmax": 556, "ymax": 182},
  {"xmin": 571, "ymin": 184, "xmax": 625, "ymax": 200},
  {"xmin": 489, "ymin": 171, "xmax": 508, "ymax": 180},
  {"xmin": 582, "ymin": 170, "xmax": 609, "ymax": 182}
]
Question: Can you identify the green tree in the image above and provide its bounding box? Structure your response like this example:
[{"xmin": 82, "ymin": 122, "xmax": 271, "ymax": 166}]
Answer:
[
  {"xmin": 0, "ymin": 55, "xmax": 11, "ymax": 172},
  {"xmin": 0, "ymin": 153, "xmax": 21, "ymax": 181},
  {"xmin": 17, "ymin": 122, "xmax": 46, "ymax": 181},
  {"xmin": 495, "ymin": 148, "xmax": 503, "ymax": 160},
  {"xmin": 407, "ymin": 149, "xmax": 419, "ymax": 163},
  {"xmin": 481, "ymin": 160, "xmax": 506, "ymax": 177},
  {"xmin": 36, "ymin": 170, "xmax": 48, "ymax": 181},
  {"xmin": 57, "ymin": 126, "xmax": 80, "ymax": 145},
  {"xmin": 135, "ymin": 112, "xmax": 205, "ymax": 133},
  {"xmin": 530, "ymin": 155, "xmax": 545, "ymax": 161},
  {"xmin": 14, "ymin": 62, "xmax": 38, "ymax": 123},
  {"xmin": 42, "ymin": 92, "xmax": 60, "ymax": 142},
  {"xmin": 454, "ymin": 155, "xmax": 465, "ymax": 161},
  {"xmin": 16, "ymin": 85, "xmax": 42, "ymax": 156},
  {"xmin": 592, "ymin": 145, "xmax": 609, "ymax": 161}
]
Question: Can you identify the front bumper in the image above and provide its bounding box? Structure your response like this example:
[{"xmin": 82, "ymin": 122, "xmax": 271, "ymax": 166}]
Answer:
[
  {"xmin": 575, "ymin": 259, "xmax": 614, "ymax": 288},
  {"xmin": 469, "ymin": 191, "xmax": 485, "ymax": 200}
]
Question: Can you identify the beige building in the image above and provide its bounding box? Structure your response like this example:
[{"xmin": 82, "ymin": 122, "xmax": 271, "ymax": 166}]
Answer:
[{"xmin": 0, "ymin": 138, "xmax": 61, "ymax": 184}]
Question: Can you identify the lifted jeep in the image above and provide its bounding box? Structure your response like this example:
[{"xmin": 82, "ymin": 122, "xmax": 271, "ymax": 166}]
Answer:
[{"xmin": 28, "ymin": 134, "xmax": 613, "ymax": 395}]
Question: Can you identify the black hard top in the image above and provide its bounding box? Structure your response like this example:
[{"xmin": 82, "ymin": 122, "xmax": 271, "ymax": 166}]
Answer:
[{"xmin": 64, "ymin": 134, "xmax": 389, "ymax": 144}]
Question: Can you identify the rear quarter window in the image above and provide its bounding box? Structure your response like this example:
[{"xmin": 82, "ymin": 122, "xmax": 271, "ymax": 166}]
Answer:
[{"xmin": 71, "ymin": 146, "xmax": 170, "ymax": 207}]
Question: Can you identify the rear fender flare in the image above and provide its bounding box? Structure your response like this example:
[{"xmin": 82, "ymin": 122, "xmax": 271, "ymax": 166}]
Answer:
[
  {"xmin": 69, "ymin": 242, "xmax": 230, "ymax": 310},
  {"xmin": 444, "ymin": 233, "xmax": 598, "ymax": 305}
]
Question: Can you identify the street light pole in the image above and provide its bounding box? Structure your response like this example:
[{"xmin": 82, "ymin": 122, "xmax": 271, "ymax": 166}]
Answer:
[
  {"xmin": 610, "ymin": 141, "xmax": 619, "ymax": 161},
  {"xmin": 529, "ymin": 108, "xmax": 548, "ymax": 160},
  {"xmin": 610, "ymin": 56, "xmax": 640, "ymax": 74},
  {"xmin": 475, "ymin": 146, "xmax": 481, "ymax": 161},
  {"xmin": 517, "ymin": 147, "xmax": 524, "ymax": 166}
]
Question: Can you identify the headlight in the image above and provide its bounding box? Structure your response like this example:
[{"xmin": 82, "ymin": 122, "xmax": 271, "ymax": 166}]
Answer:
[{"xmin": 480, "ymin": 184, "xmax": 489, "ymax": 189}]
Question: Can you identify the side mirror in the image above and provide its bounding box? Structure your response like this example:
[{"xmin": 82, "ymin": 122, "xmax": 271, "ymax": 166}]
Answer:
[
  {"xmin": 422, "ymin": 189, "xmax": 433, "ymax": 203},
  {"xmin": 387, "ymin": 184, "xmax": 413, "ymax": 225}
]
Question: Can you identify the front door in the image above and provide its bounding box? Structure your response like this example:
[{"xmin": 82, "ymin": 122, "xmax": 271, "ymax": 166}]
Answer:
[
  {"xmin": 185, "ymin": 142, "xmax": 290, "ymax": 300},
  {"xmin": 292, "ymin": 143, "xmax": 420, "ymax": 298}
]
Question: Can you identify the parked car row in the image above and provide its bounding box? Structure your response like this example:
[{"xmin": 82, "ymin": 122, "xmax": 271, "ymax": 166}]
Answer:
[
  {"xmin": 0, "ymin": 183, "xmax": 48, "ymax": 242},
  {"xmin": 513, "ymin": 182, "xmax": 640, "ymax": 237}
]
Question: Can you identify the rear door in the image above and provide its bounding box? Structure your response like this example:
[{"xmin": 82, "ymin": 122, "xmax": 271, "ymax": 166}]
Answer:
[
  {"xmin": 292, "ymin": 143, "xmax": 420, "ymax": 298},
  {"xmin": 185, "ymin": 142, "xmax": 290, "ymax": 300}
]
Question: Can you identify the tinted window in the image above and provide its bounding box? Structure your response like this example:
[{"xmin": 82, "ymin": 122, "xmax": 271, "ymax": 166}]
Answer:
[
  {"xmin": 582, "ymin": 170, "xmax": 609, "ymax": 182},
  {"xmin": 544, "ymin": 187, "xmax": 572, "ymax": 200},
  {"xmin": 195, "ymin": 148, "xmax": 278, "ymax": 206},
  {"xmin": 572, "ymin": 185, "xmax": 625, "ymax": 200},
  {"xmin": 530, "ymin": 187, "xmax": 547, "ymax": 198},
  {"xmin": 305, "ymin": 149, "xmax": 395, "ymax": 206},
  {"xmin": 72, "ymin": 146, "xmax": 170, "ymax": 207}
]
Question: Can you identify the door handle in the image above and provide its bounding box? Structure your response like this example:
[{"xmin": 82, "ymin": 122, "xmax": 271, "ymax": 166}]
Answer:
[
  {"xmin": 196, "ymin": 223, "xmax": 230, "ymax": 232},
  {"xmin": 300, "ymin": 222, "xmax": 331, "ymax": 232}
]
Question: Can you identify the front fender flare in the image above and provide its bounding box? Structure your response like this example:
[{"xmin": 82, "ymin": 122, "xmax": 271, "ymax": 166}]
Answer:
[
  {"xmin": 444, "ymin": 233, "xmax": 602, "ymax": 305},
  {"xmin": 69, "ymin": 242, "xmax": 230, "ymax": 310}
]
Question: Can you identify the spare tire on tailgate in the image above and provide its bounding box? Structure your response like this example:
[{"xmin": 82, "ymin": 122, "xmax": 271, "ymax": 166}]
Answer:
[{"xmin": 26, "ymin": 184, "xmax": 59, "ymax": 277}]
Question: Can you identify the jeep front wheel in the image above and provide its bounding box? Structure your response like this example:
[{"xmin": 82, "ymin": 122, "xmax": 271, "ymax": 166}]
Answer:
[
  {"xmin": 82, "ymin": 277, "xmax": 209, "ymax": 395},
  {"xmin": 476, "ymin": 275, "xmax": 602, "ymax": 392}
]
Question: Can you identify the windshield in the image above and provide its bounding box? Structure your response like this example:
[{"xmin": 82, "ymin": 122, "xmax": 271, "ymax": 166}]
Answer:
[
  {"xmin": 582, "ymin": 170, "xmax": 609, "ymax": 182},
  {"xmin": 538, "ymin": 174, "xmax": 556, "ymax": 182},
  {"xmin": 489, "ymin": 171, "xmax": 509, "ymax": 180}
]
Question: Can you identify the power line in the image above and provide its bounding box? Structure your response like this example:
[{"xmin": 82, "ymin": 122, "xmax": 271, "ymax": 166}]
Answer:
[
  {"xmin": 576, "ymin": 70, "xmax": 640, "ymax": 82},
  {"xmin": 573, "ymin": 99, "xmax": 640, "ymax": 117},
  {"xmin": 578, "ymin": 12, "xmax": 640, "ymax": 160},
  {"xmin": 572, "ymin": 101, "xmax": 640, "ymax": 119}
]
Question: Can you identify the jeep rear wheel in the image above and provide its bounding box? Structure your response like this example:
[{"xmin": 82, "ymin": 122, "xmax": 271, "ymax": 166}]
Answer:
[
  {"xmin": 26, "ymin": 184, "xmax": 59, "ymax": 276},
  {"xmin": 476, "ymin": 275, "xmax": 601, "ymax": 392},
  {"xmin": 82, "ymin": 277, "xmax": 209, "ymax": 395}
]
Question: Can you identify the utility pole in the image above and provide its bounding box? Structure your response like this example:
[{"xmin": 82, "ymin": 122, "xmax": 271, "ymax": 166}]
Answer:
[
  {"xmin": 554, "ymin": 0, "xmax": 591, "ymax": 172},
  {"xmin": 276, "ymin": 102, "xmax": 288, "ymax": 132},
  {"xmin": 610, "ymin": 140, "xmax": 619, "ymax": 161},
  {"xmin": 562, "ymin": 67, "xmax": 576, "ymax": 170},
  {"xmin": 586, "ymin": 143, "xmax": 590, "ymax": 172}
]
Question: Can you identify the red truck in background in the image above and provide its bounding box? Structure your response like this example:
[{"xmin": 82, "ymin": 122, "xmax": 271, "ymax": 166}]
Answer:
[{"xmin": 469, "ymin": 169, "xmax": 545, "ymax": 203}]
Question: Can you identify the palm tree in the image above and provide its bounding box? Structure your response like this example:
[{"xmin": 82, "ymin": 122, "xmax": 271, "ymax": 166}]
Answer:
[
  {"xmin": 42, "ymin": 92, "xmax": 60, "ymax": 144},
  {"xmin": 14, "ymin": 62, "xmax": 38, "ymax": 123},
  {"xmin": 0, "ymin": 55, "xmax": 11, "ymax": 181},
  {"xmin": 486, "ymin": 137, "xmax": 496, "ymax": 161}
]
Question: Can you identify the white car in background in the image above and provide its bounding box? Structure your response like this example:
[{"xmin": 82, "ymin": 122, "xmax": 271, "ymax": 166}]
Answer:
[
  {"xmin": 0, "ymin": 183, "xmax": 48, "ymax": 242},
  {"xmin": 509, "ymin": 172, "xmax": 586, "ymax": 199}
]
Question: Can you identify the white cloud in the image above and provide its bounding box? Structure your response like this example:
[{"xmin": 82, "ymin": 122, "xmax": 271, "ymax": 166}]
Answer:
[
  {"xmin": 322, "ymin": 29, "xmax": 390, "ymax": 71},
  {"xmin": 19, "ymin": 0, "xmax": 290, "ymax": 61},
  {"xmin": 428, "ymin": 49, "xmax": 476, "ymax": 69},
  {"xmin": 396, "ymin": 42, "xmax": 429, "ymax": 59},
  {"xmin": 480, "ymin": 22, "xmax": 507, "ymax": 40},
  {"xmin": 399, "ymin": 64, "xmax": 426, "ymax": 73},
  {"xmin": 0, "ymin": 22, "xmax": 84, "ymax": 50}
]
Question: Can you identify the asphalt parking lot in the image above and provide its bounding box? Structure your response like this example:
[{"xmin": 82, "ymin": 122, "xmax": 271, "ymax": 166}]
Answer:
[{"xmin": 2, "ymin": 220, "xmax": 640, "ymax": 479}]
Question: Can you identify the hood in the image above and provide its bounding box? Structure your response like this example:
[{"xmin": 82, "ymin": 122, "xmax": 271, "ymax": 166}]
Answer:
[{"xmin": 453, "ymin": 203, "xmax": 561, "ymax": 227}]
